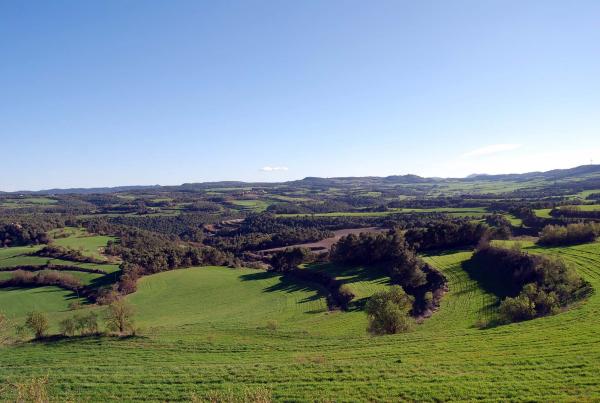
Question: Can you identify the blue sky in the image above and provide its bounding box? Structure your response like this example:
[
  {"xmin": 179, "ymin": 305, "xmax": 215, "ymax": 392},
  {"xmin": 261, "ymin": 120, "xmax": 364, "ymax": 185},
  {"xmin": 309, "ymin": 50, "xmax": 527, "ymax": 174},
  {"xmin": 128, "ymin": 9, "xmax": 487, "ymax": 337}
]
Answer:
[{"xmin": 1, "ymin": 1, "xmax": 599, "ymax": 191}]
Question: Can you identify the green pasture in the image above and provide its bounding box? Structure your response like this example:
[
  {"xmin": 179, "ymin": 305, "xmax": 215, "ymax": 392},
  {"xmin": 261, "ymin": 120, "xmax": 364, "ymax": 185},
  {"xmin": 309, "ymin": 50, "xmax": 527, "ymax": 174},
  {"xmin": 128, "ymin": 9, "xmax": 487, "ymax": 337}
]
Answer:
[{"xmin": 2, "ymin": 240, "xmax": 600, "ymax": 400}]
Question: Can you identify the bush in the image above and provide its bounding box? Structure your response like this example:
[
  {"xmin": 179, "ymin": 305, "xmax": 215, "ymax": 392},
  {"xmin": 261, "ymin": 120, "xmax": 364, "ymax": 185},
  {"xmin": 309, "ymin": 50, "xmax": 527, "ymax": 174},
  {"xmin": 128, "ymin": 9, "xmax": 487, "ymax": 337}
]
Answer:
[
  {"xmin": 24, "ymin": 311, "xmax": 49, "ymax": 339},
  {"xmin": 59, "ymin": 317, "xmax": 76, "ymax": 337},
  {"xmin": 74, "ymin": 312, "xmax": 99, "ymax": 335},
  {"xmin": 498, "ymin": 294, "xmax": 536, "ymax": 323},
  {"xmin": 365, "ymin": 286, "xmax": 414, "ymax": 335}
]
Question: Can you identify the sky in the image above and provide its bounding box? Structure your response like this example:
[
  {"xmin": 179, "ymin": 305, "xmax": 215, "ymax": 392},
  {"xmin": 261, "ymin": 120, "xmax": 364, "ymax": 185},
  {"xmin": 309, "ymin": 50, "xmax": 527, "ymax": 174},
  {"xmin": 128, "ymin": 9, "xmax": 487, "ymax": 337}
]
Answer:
[{"xmin": 1, "ymin": 0, "xmax": 600, "ymax": 191}]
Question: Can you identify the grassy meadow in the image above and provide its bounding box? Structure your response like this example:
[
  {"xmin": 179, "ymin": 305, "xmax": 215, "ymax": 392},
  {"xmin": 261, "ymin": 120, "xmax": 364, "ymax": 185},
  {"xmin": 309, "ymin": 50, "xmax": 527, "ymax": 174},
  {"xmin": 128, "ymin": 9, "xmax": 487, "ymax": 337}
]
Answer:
[{"xmin": 2, "ymin": 240, "xmax": 600, "ymax": 400}]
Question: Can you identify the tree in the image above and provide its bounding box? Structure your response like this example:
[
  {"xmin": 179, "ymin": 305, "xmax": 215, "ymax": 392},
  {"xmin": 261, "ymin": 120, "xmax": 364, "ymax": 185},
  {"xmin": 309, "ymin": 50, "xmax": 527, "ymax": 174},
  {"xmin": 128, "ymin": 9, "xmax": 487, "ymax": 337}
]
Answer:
[
  {"xmin": 365, "ymin": 286, "xmax": 414, "ymax": 335},
  {"xmin": 270, "ymin": 247, "xmax": 311, "ymax": 272},
  {"xmin": 105, "ymin": 300, "xmax": 135, "ymax": 335},
  {"xmin": 25, "ymin": 311, "xmax": 49, "ymax": 339}
]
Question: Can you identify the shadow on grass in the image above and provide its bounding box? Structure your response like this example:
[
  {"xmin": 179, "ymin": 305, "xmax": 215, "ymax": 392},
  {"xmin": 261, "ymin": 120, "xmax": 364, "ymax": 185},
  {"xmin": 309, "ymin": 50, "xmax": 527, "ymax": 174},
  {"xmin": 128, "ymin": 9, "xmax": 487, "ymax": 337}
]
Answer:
[
  {"xmin": 239, "ymin": 271, "xmax": 326, "ymax": 304},
  {"xmin": 29, "ymin": 333, "xmax": 148, "ymax": 345},
  {"xmin": 305, "ymin": 262, "xmax": 390, "ymax": 287},
  {"xmin": 461, "ymin": 259, "xmax": 516, "ymax": 300}
]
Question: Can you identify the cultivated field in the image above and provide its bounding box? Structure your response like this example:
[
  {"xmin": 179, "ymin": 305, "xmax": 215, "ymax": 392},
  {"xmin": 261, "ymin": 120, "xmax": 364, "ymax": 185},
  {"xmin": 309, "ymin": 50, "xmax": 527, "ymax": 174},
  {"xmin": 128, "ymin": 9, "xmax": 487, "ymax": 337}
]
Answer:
[{"xmin": 2, "ymin": 241, "xmax": 600, "ymax": 400}]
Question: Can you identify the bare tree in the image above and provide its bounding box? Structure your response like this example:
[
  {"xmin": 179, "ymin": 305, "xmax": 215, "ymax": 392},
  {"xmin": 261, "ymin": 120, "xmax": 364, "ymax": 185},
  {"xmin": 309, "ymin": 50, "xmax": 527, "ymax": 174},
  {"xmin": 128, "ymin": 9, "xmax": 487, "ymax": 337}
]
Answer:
[{"xmin": 105, "ymin": 300, "xmax": 135, "ymax": 335}]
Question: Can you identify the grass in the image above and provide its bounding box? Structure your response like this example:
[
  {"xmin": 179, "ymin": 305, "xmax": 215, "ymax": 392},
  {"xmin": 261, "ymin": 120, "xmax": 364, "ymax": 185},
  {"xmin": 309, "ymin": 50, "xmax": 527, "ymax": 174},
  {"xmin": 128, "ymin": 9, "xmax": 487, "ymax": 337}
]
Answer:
[
  {"xmin": 534, "ymin": 208, "xmax": 553, "ymax": 218},
  {"xmin": 0, "ymin": 229, "xmax": 120, "ymax": 273},
  {"xmin": 0, "ymin": 287, "xmax": 89, "ymax": 332},
  {"xmin": 303, "ymin": 262, "xmax": 391, "ymax": 304},
  {"xmin": 504, "ymin": 213, "xmax": 524, "ymax": 226},
  {"xmin": 2, "ymin": 243, "xmax": 600, "ymax": 400},
  {"xmin": 50, "ymin": 227, "xmax": 116, "ymax": 261},
  {"xmin": 229, "ymin": 199, "xmax": 270, "ymax": 212}
]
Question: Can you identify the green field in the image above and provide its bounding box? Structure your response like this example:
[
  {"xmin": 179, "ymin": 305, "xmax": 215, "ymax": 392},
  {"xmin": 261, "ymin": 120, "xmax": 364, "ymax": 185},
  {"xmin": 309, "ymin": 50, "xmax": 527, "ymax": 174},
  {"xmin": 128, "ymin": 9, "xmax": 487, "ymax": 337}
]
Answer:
[
  {"xmin": 2, "ymin": 241, "xmax": 600, "ymax": 400},
  {"xmin": 50, "ymin": 227, "xmax": 116, "ymax": 261},
  {"xmin": 0, "ymin": 229, "xmax": 119, "ymax": 273},
  {"xmin": 229, "ymin": 199, "xmax": 271, "ymax": 212},
  {"xmin": 534, "ymin": 208, "xmax": 553, "ymax": 218}
]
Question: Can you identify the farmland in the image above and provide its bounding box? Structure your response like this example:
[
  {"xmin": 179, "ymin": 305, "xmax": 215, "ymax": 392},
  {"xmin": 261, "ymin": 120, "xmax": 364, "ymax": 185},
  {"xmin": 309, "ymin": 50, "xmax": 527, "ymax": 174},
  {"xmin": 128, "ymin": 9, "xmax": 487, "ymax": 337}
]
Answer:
[
  {"xmin": 1, "ymin": 242, "xmax": 600, "ymax": 400},
  {"xmin": 2, "ymin": 165, "xmax": 600, "ymax": 401}
]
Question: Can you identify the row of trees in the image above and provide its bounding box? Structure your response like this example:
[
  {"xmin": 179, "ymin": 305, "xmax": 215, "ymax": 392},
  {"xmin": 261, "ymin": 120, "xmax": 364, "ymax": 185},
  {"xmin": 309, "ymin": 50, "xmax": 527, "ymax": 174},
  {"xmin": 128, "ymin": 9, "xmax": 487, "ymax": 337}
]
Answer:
[
  {"xmin": 538, "ymin": 223, "xmax": 600, "ymax": 246},
  {"xmin": 7, "ymin": 301, "xmax": 136, "ymax": 342},
  {"xmin": 0, "ymin": 270, "xmax": 83, "ymax": 294},
  {"xmin": 82, "ymin": 220, "xmax": 238, "ymax": 301},
  {"xmin": 35, "ymin": 244, "xmax": 106, "ymax": 264},
  {"xmin": 470, "ymin": 245, "xmax": 591, "ymax": 324},
  {"xmin": 330, "ymin": 230, "xmax": 447, "ymax": 316},
  {"xmin": 268, "ymin": 248, "xmax": 355, "ymax": 310},
  {"xmin": 404, "ymin": 220, "xmax": 490, "ymax": 251},
  {"xmin": 0, "ymin": 214, "xmax": 76, "ymax": 247},
  {"xmin": 551, "ymin": 206, "xmax": 600, "ymax": 219}
]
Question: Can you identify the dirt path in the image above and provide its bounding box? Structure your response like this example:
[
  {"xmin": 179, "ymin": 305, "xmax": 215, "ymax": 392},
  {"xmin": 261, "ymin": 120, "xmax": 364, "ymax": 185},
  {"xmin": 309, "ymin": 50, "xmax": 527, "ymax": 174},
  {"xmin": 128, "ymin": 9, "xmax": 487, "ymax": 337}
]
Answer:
[{"xmin": 258, "ymin": 227, "xmax": 387, "ymax": 254}]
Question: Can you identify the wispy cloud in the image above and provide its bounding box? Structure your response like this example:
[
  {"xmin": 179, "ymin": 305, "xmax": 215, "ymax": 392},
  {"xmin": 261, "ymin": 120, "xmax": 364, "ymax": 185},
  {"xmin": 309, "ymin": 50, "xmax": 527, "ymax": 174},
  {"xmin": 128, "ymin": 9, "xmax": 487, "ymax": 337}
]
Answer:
[
  {"xmin": 260, "ymin": 166, "xmax": 289, "ymax": 172},
  {"xmin": 462, "ymin": 143, "xmax": 522, "ymax": 158}
]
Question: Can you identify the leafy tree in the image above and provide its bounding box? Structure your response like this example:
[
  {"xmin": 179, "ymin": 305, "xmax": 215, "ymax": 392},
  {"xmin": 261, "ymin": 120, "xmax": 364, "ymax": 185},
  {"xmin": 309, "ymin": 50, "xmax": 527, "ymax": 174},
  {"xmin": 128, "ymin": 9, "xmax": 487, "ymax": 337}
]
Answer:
[
  {"xmin": 270, "ymin": 248, "xmax": 311, "ymax": 272},
  {"xmin": 365, "ymin": 286, "xmax": 414, "ymax": 335}
]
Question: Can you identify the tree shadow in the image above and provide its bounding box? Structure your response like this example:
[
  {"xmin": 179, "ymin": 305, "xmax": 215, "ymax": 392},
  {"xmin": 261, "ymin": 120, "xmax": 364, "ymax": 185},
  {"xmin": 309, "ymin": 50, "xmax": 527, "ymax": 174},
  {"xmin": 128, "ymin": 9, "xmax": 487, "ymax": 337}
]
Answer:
[
  {"xmin": 87, "ymin": 270, "xmax": 121, "ymax": 290},
  {"xmin": 239, "ymin": 271, "xmax": 327, "ymax": 303},
  {"xmin": 461, "ymin": 259, "xmax": 517, "ymax": 299},
  {"xmin": 305, "ymin": 262, "xmax": 390, "ymax": 286}
]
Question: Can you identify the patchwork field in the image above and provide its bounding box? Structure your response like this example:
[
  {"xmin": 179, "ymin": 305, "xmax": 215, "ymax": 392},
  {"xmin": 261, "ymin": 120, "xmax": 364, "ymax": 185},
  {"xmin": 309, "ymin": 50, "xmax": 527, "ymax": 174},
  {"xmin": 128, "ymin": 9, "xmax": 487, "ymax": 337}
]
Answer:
[{"xmin": 2, "ymin": 241, "xmax": 600, "ymax": 400}]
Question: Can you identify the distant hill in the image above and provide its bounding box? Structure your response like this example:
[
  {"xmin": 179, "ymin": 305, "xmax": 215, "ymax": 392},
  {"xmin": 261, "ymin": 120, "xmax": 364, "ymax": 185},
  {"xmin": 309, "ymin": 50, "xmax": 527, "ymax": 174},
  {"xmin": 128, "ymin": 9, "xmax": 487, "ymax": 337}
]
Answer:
[
  {"xmin": 4, "ymin": 164, "xmax": 600, "ymax": 194},
  {"xmin": 9, "ymin": 185, "xmax": 162, "ymax": 195},
  {"xmin": 465, "ymin": 164, "xmax": 600, "ymax": 181}
]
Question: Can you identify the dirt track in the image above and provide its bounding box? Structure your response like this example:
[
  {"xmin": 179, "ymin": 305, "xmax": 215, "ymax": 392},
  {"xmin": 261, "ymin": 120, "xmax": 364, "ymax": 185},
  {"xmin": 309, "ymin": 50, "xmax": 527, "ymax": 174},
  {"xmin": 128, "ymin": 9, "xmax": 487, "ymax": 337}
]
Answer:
[{"xmin": 258, "ymin": 227, "xmax": 387, "ymax": 254}]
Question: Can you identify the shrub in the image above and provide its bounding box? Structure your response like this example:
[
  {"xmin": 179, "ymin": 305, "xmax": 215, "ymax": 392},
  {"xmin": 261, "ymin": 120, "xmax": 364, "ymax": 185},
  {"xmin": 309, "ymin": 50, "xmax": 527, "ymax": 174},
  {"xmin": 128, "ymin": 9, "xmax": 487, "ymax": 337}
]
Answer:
[
  {"xmin": 74, "ymin": 312, "xmax": 99, "ymax": 335},
  {"xmin": 499, "ymin": 294, "xmax": 536, "ymax": 323},
  {"xmin": 0, "ymin": 312, "xmax": 11, "ymax": 345},
  {"xmin": 365, "ymin": 286, "xmax": 414, "ymax": 335},
  {"xmin": 265, "ymin": 320, "xmax": 278, "ymax": 331},
  {"xmin": 96, "ymin": 287, "xmax": 120, "ymax": 305},
  {"xmin": 24, "ymin": 311, "xmax": 49, "ymax": 339},
  {"xmin": 59, "ymin": 317, "xmax": 76, "ymax": 337}
]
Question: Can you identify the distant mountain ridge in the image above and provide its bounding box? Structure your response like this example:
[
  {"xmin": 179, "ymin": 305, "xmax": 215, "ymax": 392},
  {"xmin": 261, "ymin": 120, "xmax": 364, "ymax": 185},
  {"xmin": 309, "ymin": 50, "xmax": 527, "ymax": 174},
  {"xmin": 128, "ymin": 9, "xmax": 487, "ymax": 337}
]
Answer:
[{"xmin": 4, "ymin": 164, "xmax": 600, "ymax": 195}]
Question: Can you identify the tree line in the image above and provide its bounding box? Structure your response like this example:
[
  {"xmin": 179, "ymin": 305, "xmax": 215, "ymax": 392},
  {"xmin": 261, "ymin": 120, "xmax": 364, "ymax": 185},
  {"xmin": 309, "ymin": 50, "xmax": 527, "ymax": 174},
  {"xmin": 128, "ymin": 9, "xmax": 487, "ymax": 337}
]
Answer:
[{"xmin": 469, "ymin": 244, "xmax": 591, "ymax": 324}]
